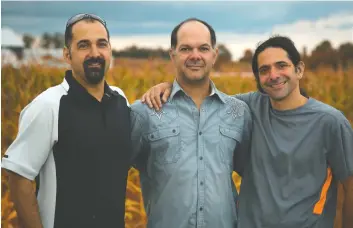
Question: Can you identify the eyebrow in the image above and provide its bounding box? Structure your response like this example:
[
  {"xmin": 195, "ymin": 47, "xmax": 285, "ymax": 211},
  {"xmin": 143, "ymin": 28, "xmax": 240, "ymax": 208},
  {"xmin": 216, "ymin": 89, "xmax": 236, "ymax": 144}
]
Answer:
[
  {"xmin": 275, "ymin": 61, "xmax": 289, "ymax": 65},
  {"xmin": 77, "ymin": 39, "xmax": 90, "ymax": 45},
  {"xmin": 97, "ymin": 38, "xmax": 109, "ymax": 43},
  {"xmin": 179, "ymin": 43, "xmax": 211, "ymax": 48},
  {"xmin": 259, "ymin": 61, "xmax": 289, "ymax": 70},
  {"xmin": 77, "ymin": 38, "xmax": 108, "ymax": 45}
]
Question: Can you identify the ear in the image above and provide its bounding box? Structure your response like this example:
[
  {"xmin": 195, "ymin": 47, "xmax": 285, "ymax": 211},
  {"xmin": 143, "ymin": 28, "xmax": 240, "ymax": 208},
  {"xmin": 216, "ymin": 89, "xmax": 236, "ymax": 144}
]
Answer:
[
  {"xmin": 63, "ymin": 46, "xmax": 72, "ymax": 65},
  {"xmin": 213, "ymin": 46, "xmax": 219, "ymax": 66},
  {"xmin": 169, "ymin": 48, "xmax": 176, "ymax": 64},
  {"xmin": 296, "ymin": 61, "xmax": 305, "ymax": 79}
]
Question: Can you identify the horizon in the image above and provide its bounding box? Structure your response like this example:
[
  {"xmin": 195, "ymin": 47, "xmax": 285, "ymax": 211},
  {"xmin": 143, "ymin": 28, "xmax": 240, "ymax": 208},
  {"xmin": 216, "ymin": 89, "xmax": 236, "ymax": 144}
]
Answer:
[{"xmin": 2, "ymin": 1, "xmax": 353, "ymax": 60}]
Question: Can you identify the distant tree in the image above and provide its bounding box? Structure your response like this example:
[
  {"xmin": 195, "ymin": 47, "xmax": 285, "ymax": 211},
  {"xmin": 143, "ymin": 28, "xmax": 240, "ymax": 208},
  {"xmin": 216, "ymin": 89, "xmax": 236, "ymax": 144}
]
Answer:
[
  {"xmin": 309, "ymin": 40, "xmax": 339, "ymax": 71},
  {"xmin": 112, "ymin": 46, "xmax": 169, "ymax": 59},
  {"xmin": 301, "ymin": 46, "xmax": 309, "ymax": 62},
  {"xmin": 52, "ymin": 32, "xmax": 65, "ymax": 48},
  {"xmin": 23, "ymin": 34, "xmax": 35, "ymax": 48},
  {"xmin": 214, "ymin": 44, "xmax": 232, "ymax": 71},
  {"xmin": 41, "ymin": 33, "xmax": 52, "ymax": 49},
  {"xmin": 338, "ymin": 42, "xmax": 353, "ymax": 70},
  {"xmin": 239, "ymin": 49, "xmax": 253, "ymax": 63}
]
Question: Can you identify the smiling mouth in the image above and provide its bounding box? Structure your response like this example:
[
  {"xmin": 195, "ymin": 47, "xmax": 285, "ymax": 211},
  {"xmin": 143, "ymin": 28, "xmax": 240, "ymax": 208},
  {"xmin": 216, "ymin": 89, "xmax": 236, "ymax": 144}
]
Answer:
[
  {"xmin": 269, "ymin": 81, "xmax": 286, "ymax": 89},
  {"xmin": 88, "ymin": 63, "xmax": 102, "ymax": 68},
  {"xmin": 187, "ymin": 65, "xmax": 203, "ymax": 70}
]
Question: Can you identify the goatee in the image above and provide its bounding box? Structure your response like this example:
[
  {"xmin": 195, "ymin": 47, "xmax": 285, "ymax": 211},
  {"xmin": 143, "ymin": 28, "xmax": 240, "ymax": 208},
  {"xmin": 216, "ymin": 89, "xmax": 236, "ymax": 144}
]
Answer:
[{"xmin": 83, "ymin": 57, "xmax": 106, "ymax": 85}]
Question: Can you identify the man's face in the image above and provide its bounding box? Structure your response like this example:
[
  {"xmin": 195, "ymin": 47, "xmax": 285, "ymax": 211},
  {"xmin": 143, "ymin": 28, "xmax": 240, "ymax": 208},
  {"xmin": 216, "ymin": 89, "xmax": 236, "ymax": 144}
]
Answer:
[
  {"xmin": 64, "ymin": 20, "xmax": 111, "ymax": 85},
  {"xmin": 170, "ymin": 21, "xmax": 218, "ymax": 85},
  {"xmin": 257, "ymin": 47, "xmax": 303, "ymax": 101}
]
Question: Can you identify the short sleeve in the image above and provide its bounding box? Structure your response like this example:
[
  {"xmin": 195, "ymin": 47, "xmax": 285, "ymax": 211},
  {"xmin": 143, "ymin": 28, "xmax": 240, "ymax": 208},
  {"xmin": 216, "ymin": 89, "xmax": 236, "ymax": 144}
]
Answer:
[
  {"xmin": 327, "ymin": 114, "xmax": 353, "ymax": 181},
  {"xmin": 130, "ymin": 102, "xmax": 150, "ymax": 170},
  {"xmin": 233, "ymin": 103, "xmax": 253, "ymax": 176},
  {"xmin": 1, "ymin": 101, "xmax": 56, "ymax": 180}
]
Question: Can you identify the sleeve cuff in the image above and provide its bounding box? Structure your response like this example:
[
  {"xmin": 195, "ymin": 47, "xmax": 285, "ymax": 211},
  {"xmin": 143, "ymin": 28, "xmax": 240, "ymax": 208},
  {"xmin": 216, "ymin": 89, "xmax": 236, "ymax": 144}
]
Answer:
[{"xmin": 1, "ymin": 159, "xmax": 37, "ymax": 180}]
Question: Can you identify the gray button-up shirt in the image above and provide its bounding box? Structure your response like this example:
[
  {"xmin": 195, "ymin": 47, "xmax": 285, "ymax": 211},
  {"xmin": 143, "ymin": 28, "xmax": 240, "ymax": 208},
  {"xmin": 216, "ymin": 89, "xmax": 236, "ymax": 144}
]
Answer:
[{"xmin": 131, "ymin": 80, "xmax": 252, "ymax": 228}]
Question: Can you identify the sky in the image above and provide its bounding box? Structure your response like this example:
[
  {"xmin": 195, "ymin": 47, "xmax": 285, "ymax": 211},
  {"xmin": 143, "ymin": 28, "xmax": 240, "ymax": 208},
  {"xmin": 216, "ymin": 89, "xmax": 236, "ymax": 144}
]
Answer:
[{"xmin": 2, "ymin": 1, "xmax": 353, "ymax": 60}]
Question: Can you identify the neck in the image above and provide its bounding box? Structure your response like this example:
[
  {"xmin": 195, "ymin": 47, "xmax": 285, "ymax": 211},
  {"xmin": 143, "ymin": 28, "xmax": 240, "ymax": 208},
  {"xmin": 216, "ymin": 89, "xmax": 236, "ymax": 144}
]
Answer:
[
  {"xmin": 72, "ymin": 72, "xmax": 105, "ymax": 102},
  {"xmin": 177, "ymin": 77, "xmax": 211, "ymax": 109},
  {"xmin": 270, "ymin": 87, "xmax": 308, "ymax": 111}
]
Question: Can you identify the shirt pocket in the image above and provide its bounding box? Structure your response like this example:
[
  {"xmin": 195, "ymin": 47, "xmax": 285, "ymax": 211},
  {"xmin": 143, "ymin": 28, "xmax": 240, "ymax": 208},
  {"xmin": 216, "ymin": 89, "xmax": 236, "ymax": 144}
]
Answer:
[
  {"xmin": 145, "ymin": 126, "xmax": 181, "ymax": 164},
  {"xmin": 219, "ymin": 125, "xmax": 242, "ymax": 168}
]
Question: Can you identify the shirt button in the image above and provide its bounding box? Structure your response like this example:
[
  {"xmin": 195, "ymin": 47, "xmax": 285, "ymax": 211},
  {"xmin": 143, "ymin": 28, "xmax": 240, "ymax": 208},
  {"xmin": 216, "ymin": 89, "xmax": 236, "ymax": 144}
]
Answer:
[
  {"xmin": 92, "ymin": 215, "xmax": 96, "ymax": 219},
  {"xmin": 199, "ymin": 156, "xmax": 203, "ymax": 160},
  {"xmin": 172, "ymin": 129, "xmax": 176, "ymax": 133},
  {"xmin": 200, "ymin": 181, "xmax": 204, "ymax": 185},
  {"xmin": 199, "ymin": 131, "xmax": 202, "ymax": 135},
  {"xmin": 199, "ymin": 207, "xmax": 203, "ymax": 211}
]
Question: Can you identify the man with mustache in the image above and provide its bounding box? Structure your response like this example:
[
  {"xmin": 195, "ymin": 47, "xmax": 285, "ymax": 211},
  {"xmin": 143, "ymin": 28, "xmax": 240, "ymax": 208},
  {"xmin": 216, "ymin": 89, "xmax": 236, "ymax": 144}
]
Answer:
[
  {"xmin": 2, "ymin": 14, "xmax": 131, "ymax": 228},
  {"xmin": 130, "ymin": 18, "xmax": 253, "ymax": 228},
  {"xmin": 141, "ymin": 36, "xmax": 353, "ymax": 228}
]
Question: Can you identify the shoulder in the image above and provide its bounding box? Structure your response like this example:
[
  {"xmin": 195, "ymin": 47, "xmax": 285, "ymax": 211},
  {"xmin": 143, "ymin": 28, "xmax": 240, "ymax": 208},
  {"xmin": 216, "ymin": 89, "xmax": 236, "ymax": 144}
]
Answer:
[
  {"xmin": 220, "ymin": 91, "xmax": 251, "ymax": 114},
  {"xmin": 110, "ymin": 86, "xmax": 130, "ymax": 106},
  {"xmin": 131, "ymin": 99, "xmax": 152, "ymax": 115},
  {"xmin": 22, "ymin": 84, "xmax": 67, "ymax": 115},
  {"xmin": 232, "ymin": 91, "xmax": 267, "ymax": 106},
  {"xmin": 217, "ymin": 92, "xmax": 252, "ymax": 128},
  {"xmin": 308, "ymin": 99, "xmax": 349, "ymax": 126}
]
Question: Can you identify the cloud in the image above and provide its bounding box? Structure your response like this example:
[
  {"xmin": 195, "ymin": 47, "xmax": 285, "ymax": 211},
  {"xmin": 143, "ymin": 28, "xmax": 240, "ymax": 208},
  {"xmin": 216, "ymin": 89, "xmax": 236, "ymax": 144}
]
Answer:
[
  {"xmin": 110, "ymin": 34, "xmax": 171, "ymax": 50},
  {"xmin": 108, "ymin": 21, "xmax": 173, "ymax": 29},
  {"xmin": 109, "ymin": 11, "xmax": 353, "ymax": 61},
  {"xmin": 270, "ymin": 11, "xmax": 353, "ymax": 54}
]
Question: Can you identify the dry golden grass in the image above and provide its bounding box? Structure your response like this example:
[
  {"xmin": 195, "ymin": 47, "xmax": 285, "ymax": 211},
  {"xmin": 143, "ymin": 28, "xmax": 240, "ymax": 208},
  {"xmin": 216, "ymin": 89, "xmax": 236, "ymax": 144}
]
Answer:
[{"xmin": 1, "ymin": 63, "xmax": 352, "ymax": 228}]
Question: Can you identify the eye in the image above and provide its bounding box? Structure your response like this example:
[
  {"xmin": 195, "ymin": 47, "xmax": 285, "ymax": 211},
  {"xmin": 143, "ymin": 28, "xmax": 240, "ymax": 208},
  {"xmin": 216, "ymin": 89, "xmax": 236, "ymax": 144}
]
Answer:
[
  {"xmin": 259, "ymin": 67, "xmax": 269, "ymax": 75},
  {"xmin": 278, "ymin": 63, "xmax": 289, "ymax": 69},
  {"xmin": 98, "ymin": 42, "xmax": 108, "ymax": 48},
  {"xmin": 200, "ymin": 46, "xmax": 210, "ymax": 52},
  {"xmin": 78, "ymin": 43, "xmax": 88, "ymax": 49},
  {"xmin": 180, "ymin": 47, "xmax": 190, "ymax": 52}
]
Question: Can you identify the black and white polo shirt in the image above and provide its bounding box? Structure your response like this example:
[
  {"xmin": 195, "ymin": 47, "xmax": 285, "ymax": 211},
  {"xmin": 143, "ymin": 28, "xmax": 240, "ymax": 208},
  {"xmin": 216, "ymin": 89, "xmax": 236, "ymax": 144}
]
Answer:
[{"xmin": 2, "ymin": 70, "xmax": 132, "ymax": 228}]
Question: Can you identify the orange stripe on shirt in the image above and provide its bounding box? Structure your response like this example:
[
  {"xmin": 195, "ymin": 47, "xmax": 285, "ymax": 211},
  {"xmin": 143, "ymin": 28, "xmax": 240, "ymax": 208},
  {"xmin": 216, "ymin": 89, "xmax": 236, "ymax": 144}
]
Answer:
[{"xmin": 313, "ymin": 167, "xmax": 333, "ymax": 215}]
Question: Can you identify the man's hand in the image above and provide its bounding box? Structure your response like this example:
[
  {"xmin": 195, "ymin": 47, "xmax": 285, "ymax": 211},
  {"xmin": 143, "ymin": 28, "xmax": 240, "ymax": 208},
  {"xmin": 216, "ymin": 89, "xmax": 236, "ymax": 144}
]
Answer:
[{"xmin": 141, "ymin": 82, "xmax": 172, "ymax": 110}]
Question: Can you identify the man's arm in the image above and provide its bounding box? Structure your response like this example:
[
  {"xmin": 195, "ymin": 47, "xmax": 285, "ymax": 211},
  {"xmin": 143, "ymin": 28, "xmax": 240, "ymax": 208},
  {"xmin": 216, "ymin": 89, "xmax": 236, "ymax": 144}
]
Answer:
[
  {"xmin": 326, "ymin": 113, "xmax": 353, "ymax": 228},
  {"xmin": 130, "ymin": 103, "xmax": 149, "ymax": 170},
  {"xmin": 140, "ymin": 82, "xmax": 257, "ymax": 110},
  {"xmin": 141, "ymin": 82, "xmax": 173, "ymax": 110},
  {"xmin": 233, "ymin": 103, "xmax": 253, "ymax": 176},
  {"xmin": 2, "ymin": 100, "xmax": 56, "ymax": 227},
  {"xmin": 8, "ymin": 171, "xmax": 43, "ymax": 228},
  {"xmin": 342, "ymin": 176, "xmax": 353, "ymax": 228},
  {"xmin": 231, "ymin": 92, "xmax": 255, "ymax": 106}
]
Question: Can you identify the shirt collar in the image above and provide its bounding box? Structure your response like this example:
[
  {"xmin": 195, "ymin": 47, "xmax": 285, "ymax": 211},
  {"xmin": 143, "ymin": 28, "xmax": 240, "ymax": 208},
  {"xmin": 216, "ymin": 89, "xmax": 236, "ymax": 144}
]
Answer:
[
  {"xmin": 61, "ymin": 70, "xmax": 116, "ymax": 103},
  {"xmin": 169, "ymin": 79, "xmax": 227, "ymax": 104}
]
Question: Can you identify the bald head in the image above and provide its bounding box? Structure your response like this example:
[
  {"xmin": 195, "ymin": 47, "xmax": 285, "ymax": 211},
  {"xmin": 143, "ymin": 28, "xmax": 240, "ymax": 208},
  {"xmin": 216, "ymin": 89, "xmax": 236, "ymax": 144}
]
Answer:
[{"xmin": 170, "ymin": 18, "xmax": 216, "ymax": 49}]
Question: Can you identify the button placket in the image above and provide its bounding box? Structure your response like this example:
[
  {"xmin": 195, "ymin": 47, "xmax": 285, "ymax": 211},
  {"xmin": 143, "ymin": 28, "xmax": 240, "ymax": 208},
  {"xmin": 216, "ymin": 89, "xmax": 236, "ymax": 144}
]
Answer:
[{"xmin": 197, "ymin": 103, "xmax": 205, "ymax": 228}]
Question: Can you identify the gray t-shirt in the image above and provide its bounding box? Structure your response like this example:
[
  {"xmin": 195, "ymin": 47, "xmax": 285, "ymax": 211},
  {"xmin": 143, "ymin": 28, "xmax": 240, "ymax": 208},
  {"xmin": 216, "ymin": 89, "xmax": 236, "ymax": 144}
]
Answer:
[{"xmin": 234, "ymin": 92, "xmax": 353, "ymax": 228}]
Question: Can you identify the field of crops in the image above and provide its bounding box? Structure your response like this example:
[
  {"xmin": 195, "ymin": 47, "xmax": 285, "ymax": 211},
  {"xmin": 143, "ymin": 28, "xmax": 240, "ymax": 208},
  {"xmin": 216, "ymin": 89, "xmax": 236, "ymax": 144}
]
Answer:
[{"xmin": 1, "ymin": 62, "xmax": 352, "ymax": 228}]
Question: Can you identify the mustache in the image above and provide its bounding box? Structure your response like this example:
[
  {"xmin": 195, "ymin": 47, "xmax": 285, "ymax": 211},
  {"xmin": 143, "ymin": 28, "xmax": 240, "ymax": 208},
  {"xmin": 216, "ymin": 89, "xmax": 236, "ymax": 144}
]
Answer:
[
  {"xmin": 266, "ymin": 79, "xmax": 286, "ymax": 86},
  {"xmin": 83, "ymin": 57, "xmax": 105, "ymax": 66},
  {"xmin": 185, "ymin": 62, "xmax": 204, "ymax": 67}
]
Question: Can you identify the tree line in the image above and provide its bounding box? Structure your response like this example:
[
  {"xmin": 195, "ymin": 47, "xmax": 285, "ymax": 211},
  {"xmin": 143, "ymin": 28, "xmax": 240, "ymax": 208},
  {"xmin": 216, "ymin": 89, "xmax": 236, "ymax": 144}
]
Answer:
[{"xmin": 23, "ymin": 33, "xmax": 353, "ymax": 71}]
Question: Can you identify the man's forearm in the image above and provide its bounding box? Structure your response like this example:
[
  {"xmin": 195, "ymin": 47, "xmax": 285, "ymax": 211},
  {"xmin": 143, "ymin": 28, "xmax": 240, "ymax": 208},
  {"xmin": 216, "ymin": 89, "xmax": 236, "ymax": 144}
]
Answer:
[
  {"xmin": 8, "ymin": 171, "xmax": 43, "ymax": 228},
  {"xmin": 342, "ymin": 177, "xmax": 353, "ymax": 228},
  {"xmin": 342, "ymin": 190, "xmax": 353, "ymax": 228}
]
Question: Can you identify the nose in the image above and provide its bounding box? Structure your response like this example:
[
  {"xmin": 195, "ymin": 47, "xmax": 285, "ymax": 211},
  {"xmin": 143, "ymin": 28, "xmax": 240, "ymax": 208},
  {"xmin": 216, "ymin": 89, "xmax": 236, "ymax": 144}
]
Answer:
[
  {"xmin": 89, "ymin": 45, "xmax": 100, "ymax": 58},
  {"xmin": 268, "ymin": 67, "xmax": 280, "ymax": 80},
  {"xmin": 189, "ymin": 48, "xmax": 202, "ymax": 60}
]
